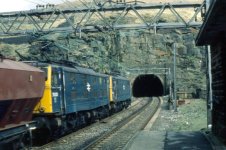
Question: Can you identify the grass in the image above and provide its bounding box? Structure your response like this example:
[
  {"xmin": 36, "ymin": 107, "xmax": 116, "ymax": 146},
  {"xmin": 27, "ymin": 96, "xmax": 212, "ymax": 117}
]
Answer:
[{"xmin": 151, "ymin": 99, "xmax": 207, "ymax": 131}]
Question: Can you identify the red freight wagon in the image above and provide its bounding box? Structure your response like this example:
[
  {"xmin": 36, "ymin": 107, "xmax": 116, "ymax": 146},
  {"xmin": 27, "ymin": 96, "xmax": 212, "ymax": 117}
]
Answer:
[{"xmin": 0, "ymin": 58, "xmax": 45, "ymax": 149}]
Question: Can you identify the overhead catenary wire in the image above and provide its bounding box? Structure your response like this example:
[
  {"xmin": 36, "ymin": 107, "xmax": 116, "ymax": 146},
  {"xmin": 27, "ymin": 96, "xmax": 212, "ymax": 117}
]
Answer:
[{"xmin": 22, "ymin": 0, "xmax": 124, "ymax": 73}]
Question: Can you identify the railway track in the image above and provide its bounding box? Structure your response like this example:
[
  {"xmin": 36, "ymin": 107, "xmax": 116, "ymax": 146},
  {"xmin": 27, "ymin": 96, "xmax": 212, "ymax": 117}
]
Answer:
[
  {"xmin": 32, "ymin": 98, "xmax": 151, "ymax": 150},
  {"xmin": 82, "ymin": 97, "xmax": 160, "ymax": 150}
]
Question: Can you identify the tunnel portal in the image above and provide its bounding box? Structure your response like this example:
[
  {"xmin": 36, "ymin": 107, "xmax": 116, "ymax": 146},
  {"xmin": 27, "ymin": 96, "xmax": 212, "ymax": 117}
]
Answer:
[{"xmin": 132, "ymin": 74, "xmax": 164, "ymax": 97}]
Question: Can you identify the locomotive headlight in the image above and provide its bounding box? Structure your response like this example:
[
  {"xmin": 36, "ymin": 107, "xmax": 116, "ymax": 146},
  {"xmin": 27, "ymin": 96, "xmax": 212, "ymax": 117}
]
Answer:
[{"xmin": 39, "ymin": 107, "xmax": 45, "ymax": 113}]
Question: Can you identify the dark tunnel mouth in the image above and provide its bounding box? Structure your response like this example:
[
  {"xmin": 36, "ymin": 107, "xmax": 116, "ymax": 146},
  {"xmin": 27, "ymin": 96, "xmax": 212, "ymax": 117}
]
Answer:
[{"xmin": 132, "ymin": 74, "xmax": 164, "ymax": 97}]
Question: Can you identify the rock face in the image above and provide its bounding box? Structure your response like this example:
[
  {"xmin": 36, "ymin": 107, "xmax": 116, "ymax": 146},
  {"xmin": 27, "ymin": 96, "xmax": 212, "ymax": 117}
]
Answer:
[{"xmin": 0, "ymin": 27, "xmax": 206, "ymax": 98}]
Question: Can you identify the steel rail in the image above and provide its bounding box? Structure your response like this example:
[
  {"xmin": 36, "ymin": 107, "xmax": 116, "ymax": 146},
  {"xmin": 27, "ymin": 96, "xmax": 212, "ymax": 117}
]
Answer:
[
  {"xmin": 33, "ymin": 99, "xmax": 144, "ymax": 149},
  {"xmin": 82, "ymin": 97, "xmax": 160, "ymax": 150}
]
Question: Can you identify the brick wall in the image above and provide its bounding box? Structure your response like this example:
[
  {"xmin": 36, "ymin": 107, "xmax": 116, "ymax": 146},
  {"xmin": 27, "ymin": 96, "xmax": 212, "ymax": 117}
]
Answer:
[{"xmin": 211, "ymin": 41, "xmax": 226, "ymax": 140}]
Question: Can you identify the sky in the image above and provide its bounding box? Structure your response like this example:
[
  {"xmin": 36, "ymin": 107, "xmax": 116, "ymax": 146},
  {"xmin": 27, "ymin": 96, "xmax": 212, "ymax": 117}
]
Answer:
[{"xmin": 0, "ymin": 0, "xmax": 66, "ymax": 12}]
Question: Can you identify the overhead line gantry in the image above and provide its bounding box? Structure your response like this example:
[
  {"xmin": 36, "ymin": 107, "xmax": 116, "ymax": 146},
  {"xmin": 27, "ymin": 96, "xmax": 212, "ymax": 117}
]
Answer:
[{"xmin": 0, "ymin": 1, "xmax": 205, "ymax": 35}]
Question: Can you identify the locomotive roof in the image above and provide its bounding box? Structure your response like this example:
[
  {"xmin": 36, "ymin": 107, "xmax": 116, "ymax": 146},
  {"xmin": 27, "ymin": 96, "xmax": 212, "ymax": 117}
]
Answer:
[
  {"xmin": 63, "ymin": 65, "xmax": 108, "ymax": 77},
  {"xmin": 24, "ymin": 61, "xmax": 130, "ymax": 80},
  {"xmin": 24, "ymin": 61, "xmax": 108, "ymax": 77}
]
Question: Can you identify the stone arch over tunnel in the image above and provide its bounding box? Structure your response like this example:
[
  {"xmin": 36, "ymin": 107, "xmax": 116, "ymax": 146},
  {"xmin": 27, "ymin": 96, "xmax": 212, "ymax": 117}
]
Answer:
[{"xmin": 132, "ymin": 74, "xmax": 164, "ymax": 97}]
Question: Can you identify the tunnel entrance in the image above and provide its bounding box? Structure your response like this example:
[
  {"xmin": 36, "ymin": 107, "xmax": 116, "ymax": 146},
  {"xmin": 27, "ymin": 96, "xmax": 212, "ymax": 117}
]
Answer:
[{"xmin": 132, "ymin": 74, "xmax": 164, "ymax": 97}]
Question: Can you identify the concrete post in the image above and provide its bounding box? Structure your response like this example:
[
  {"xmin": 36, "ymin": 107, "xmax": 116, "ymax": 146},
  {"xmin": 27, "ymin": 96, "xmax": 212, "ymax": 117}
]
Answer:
[
  {"xmin": 173, "ymin": 43, "xmax": 177, "ymax": 112},
  {"xmin": 207, "ymin": 45, "xmax": 212, "ymax": 128}
]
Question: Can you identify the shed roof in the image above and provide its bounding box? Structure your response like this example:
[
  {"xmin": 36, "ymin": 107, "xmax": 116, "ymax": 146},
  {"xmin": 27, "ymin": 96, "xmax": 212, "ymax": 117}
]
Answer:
[{"xmin": 196, "ymin": 0, "xmax": 226, "ymax": 46}]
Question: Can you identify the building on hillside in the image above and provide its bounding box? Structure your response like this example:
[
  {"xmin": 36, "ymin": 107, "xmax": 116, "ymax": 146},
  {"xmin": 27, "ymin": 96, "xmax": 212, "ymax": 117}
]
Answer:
[{"xmin": 196, "ymin": 0, "xmax": 226, "ymax": 142}]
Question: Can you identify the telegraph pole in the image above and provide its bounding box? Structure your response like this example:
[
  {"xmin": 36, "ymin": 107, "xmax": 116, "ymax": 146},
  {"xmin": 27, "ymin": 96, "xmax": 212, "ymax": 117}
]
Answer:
[
  {"xmin": 173, "ymin": 43, "xmax": 177, "ymax": 112},
  {"xmin": 206, "ymin": 46, "xmax": 212, "ymax": 127},
  {"xmin": 205, "ymin": 0, "xmax": 213, "ymax": 128}
]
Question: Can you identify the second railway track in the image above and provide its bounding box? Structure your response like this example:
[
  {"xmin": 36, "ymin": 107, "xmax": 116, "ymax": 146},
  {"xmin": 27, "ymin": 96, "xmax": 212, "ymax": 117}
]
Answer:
[
  {"xmin": 34, "ymin": 98, "xmax": 152, "ymax": 150},
  {"xmin": 34, "ymin": 97, "xmax": 160, "ymax": 150},
  {"xmin": 82, "ymin": 97, "xmax": 160, "ymax": 150}
]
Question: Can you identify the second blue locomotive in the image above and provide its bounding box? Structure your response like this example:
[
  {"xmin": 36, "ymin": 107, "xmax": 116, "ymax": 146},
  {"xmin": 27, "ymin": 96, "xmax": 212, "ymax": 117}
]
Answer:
[{"xmin": 28, "ymin": 62, "xmax": 131, "ymax": 139}]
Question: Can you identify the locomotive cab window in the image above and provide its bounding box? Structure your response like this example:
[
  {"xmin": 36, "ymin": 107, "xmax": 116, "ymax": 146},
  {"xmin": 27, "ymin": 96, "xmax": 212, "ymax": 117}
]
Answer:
[{"xmin": 52, "ymin": 69, "xmax": 60, "ymax": 86}]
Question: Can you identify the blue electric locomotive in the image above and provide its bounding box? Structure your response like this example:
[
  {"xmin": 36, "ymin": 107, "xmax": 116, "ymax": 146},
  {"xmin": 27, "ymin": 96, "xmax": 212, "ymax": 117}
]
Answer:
[{"xmin": 27, "ymin": 61, "xmax": 131, "ymax": 140}]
